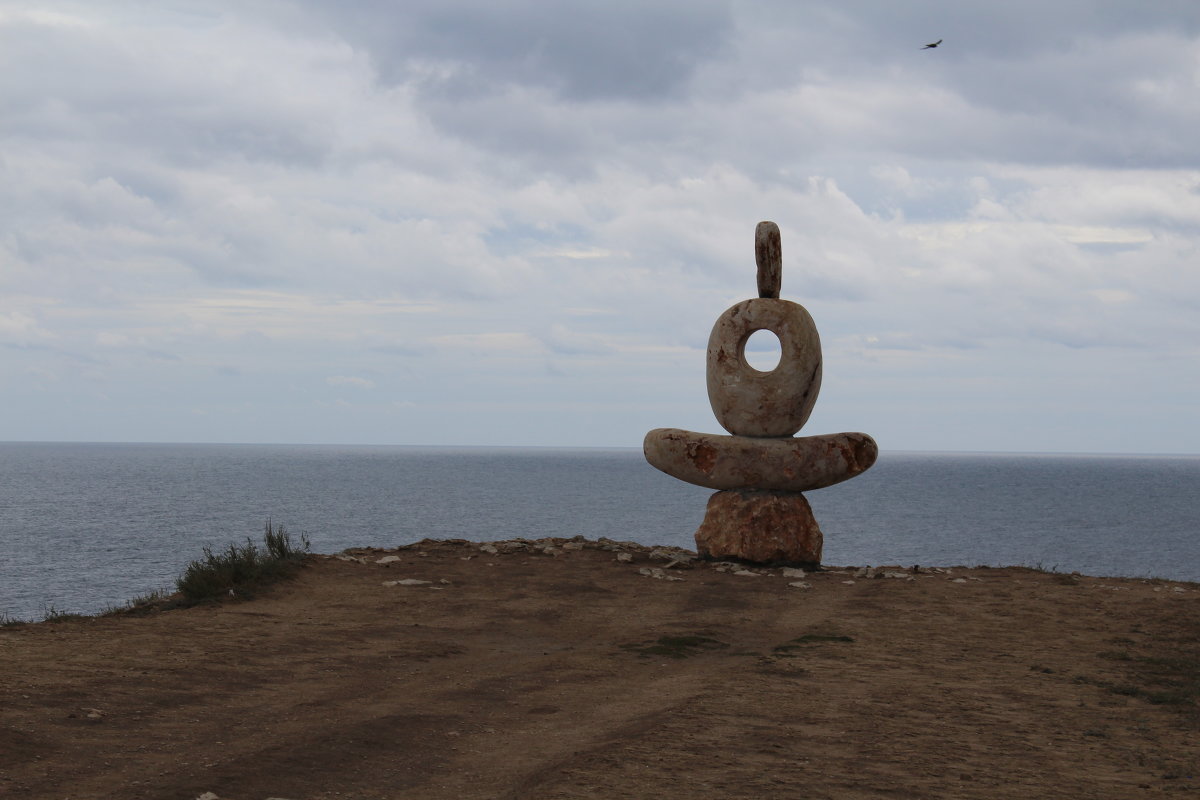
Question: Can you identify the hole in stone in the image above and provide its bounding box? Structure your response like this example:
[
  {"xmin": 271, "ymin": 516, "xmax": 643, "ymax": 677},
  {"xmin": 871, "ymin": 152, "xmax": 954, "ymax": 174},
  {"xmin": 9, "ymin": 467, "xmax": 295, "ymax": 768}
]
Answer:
[{"xmin": 744, "ymin": 329, "xmax": 782, "ymax": 372}]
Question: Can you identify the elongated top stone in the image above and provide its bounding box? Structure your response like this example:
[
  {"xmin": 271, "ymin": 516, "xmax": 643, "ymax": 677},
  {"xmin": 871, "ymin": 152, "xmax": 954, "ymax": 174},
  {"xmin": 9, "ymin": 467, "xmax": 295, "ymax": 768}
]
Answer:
[{"xmin": 756, "ymin": 221, "xmax": 782, "ymax": 299}]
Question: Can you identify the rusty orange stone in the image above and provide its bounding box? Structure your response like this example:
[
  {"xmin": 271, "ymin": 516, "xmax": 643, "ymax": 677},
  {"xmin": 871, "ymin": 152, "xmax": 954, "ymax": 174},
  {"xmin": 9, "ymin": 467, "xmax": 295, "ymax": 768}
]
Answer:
[{"xmin": 694, "ymin": 490, "xmax": 823, "ymax": 566}]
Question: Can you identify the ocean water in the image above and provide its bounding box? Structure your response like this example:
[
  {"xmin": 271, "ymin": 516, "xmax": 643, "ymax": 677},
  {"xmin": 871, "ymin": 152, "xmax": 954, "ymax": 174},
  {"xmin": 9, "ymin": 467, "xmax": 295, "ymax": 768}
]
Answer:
[{"xmin": 1, "ymin": 442, "xmax": 1197, "ymax": 621}]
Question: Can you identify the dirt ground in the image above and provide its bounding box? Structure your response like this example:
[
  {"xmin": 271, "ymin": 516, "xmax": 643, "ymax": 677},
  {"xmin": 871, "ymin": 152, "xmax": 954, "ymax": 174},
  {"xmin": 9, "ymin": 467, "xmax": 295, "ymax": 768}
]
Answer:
[{"xmin": 2, "ymin": 537, "xmax": 1198, "ymax": 800}]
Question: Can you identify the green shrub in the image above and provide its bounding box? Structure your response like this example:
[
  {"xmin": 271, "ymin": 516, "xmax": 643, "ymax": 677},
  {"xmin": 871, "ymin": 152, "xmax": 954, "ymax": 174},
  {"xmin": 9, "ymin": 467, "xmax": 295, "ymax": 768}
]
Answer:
[{"xmin": 176, "ymin": 520, "xmax": 310, "ymax": 605}]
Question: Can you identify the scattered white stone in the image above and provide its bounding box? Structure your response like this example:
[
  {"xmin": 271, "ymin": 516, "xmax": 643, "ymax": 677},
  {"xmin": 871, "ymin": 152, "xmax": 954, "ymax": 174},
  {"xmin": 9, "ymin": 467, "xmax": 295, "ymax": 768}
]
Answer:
[
  {"xmin": 383, "ymin": 579, "xmax": 432, "ymax": 587},
  {"xmin": 781, "ymin": 567, "xmax": 806, "ymax": 578},
  {"xmin": 196, "ymin": 794, "xmax": 220, "ymax": 800},
  {"xmin": 841, "ymin": 580, "xmax": 856, "ymax": 585},
  {"xmin": 882, "ymin": 571, "xmax": 914, "ymax": 580},
  {"xmin": 375, "ymin": 555, "xmax": 402, "ymax": 565},
  {"xmin": 335, "ymin": 554, "xmax": 366, "ymax": 564},
  {"xmin": 615, "ymin": 552, "xmax": 634, "ymax": 563},
  {"xmin": 647, "ymin": 548, "xmax": 696, "ymax": 563},
  {"xmin": 638, "ymin": 567, "xmax": 684, "ymax": 582},
  {"xmin": 439, "ymin": 579, "xmax": 451, "ymax": 585},
  {"xmin": 733, "ymin": 569, "xmax": 761, "ymax": 577},
  {"xmin": 562, "ymin": 541, "xmax": 585, "ymax": 551},
  {"xmin": 951, "ymin": 578, "xmax": 968, "ymax": 584},
  {"xmin": 788, "ymin": 581, "xmax": 812, "ymax": 590},
  {"xmin": 540, "ymin": 546, "xmax": 561, "ymax": 556},
  {"xmin": 479, "ymin": 545, "xmax": 499, "ymax": 555}
]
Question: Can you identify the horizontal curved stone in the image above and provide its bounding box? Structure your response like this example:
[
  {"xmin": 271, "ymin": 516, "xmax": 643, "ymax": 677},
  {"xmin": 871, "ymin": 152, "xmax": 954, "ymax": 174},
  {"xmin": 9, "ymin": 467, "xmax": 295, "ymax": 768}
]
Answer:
[{"xmin": 643, "ymin": 428, "xmax": 878, "ymax": 492}]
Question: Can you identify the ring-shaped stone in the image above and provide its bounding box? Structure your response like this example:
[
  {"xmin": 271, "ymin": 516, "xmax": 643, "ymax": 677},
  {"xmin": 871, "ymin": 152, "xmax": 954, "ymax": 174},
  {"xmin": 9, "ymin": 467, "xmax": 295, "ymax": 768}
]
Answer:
[{"xmin": 706, "ymin": 297, "xmax": 822, "ymax": 437}]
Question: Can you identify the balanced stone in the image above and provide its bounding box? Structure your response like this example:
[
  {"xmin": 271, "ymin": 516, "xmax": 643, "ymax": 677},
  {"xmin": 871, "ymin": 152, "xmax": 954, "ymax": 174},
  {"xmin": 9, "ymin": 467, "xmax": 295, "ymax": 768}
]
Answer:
[
  {"xmin": 643, "ymin": 427, "xmax": 877, "ymax": 492},
  {"xmin": 693, "ymin": 490, "xmax": 823, "ymax": 566},
  {"xmin": 643, "ymin": 220, "xmax": 876, "ymax": 566}
]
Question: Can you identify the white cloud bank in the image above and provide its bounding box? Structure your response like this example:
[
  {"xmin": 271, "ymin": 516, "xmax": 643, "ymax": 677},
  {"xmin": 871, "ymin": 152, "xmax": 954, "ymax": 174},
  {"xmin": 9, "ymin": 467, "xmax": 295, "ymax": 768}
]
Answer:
[{"xmin": 1, "ymin": 0, "xmax": 1197, "ymax": 452}]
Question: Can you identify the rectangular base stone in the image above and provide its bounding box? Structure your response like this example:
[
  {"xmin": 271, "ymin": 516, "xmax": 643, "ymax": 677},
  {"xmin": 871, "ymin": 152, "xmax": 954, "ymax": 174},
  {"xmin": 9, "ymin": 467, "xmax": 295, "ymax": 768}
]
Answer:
[{"xmin": 694, "ymin": 489, "xmax": 822, "ymax": 566}]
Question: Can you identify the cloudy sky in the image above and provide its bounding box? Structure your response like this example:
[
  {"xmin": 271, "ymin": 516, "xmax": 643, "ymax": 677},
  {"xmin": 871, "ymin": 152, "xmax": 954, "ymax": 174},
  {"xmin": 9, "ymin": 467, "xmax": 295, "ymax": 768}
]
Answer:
[{"xmin": 2, "ymin": 1, "xmax": 1198, "ymax": 453}]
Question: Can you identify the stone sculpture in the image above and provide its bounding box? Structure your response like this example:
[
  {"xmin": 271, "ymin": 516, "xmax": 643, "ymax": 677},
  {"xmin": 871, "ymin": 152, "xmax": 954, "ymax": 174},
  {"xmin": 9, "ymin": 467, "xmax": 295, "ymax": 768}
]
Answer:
[{"xmin": 644, "ymin": 221, "xmax": 877, "ymax": 566}]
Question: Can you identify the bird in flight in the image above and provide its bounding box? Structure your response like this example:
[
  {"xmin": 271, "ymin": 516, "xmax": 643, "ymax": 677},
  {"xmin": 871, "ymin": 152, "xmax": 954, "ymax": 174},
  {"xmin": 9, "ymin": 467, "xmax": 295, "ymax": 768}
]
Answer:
[{"xmin": 922, "ymin": 39, "xmax": 943, "ymax": 49}]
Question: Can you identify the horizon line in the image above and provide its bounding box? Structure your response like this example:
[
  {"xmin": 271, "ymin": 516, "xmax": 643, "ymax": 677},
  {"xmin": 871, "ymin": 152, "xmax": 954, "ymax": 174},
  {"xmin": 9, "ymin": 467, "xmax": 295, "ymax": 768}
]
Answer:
[{"xmin": 2, "ymin": 439, "xmax": 1197, "ymax": 459}]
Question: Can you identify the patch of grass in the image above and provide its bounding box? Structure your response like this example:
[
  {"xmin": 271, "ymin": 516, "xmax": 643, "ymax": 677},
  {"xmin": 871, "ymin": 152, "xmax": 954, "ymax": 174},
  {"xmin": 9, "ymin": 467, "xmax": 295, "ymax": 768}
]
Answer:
[
  {"xmin": 621, "ymin": 634, "xmax": 729, "ymax": 659},
  {"xmin": 791, "ymin": 633, "xmax": 855, "ymax": 644},
  {"xmin": 41, "ymin": 606, "xmax": 89, "ymax": 624},
  {"xmin": 1077, "ymin": 647, "xmax": 1200, "ymax": 716},
  {"xmin": 175, "ymin": 521, "xmax": 310, "ymax": 606},
  {"xmin": 101, "ymin": 588, "xmax": 176, "ymax": 617},
  {"xmin": 772, "ymin": 633, "xmax": 856, "ymax": 656}
]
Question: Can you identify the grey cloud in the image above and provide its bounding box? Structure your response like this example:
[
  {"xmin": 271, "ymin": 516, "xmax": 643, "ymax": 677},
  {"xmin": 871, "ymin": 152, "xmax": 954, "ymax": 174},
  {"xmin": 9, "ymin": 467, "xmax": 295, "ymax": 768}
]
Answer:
[
  {"xmin": 218, "ymin": 1, "xmax": 1200, "ymax": 176},
  {"xmin": 293, "ymin": 0, "xmax": 734, "ymax": 102},
  {"xmin": 0, "ymin": 16, "xmax": 332, "ymax": 168}
]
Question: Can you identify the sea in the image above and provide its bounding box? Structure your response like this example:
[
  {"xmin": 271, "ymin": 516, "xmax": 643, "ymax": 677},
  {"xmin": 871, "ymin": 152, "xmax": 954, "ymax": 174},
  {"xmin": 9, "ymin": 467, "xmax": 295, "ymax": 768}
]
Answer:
[{"xmin": 1, "ymin": 442, "xmax": 1197, "ymax": 622}]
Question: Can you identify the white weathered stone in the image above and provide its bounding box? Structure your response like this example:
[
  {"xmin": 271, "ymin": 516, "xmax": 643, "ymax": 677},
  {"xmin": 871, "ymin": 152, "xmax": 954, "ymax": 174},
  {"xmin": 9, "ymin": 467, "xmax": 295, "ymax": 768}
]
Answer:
[
  {"xmin": 383, "ymin": 579, "xmax": 431, "ymax": 586},
  {"xmin": 616, "ymin": 552, "xmax": 633, "ymax": 563},
  {"xmin": 706, "ymin": 297, "xmax": 822, "ymax": 437},
  {"xmin": 375, "ymin": 555, "xmax": 402, "ymax": 565},
  {"xmin": 479, "ymin": 544, "xmax": 499, "ymax": 555},
  {"xmin": 788, "ymin": 581, "xmax": 812, "ymax": 589},
  {"xmin": 781, "ymin": 567, "xmax": 806, "ymax": 578}
]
